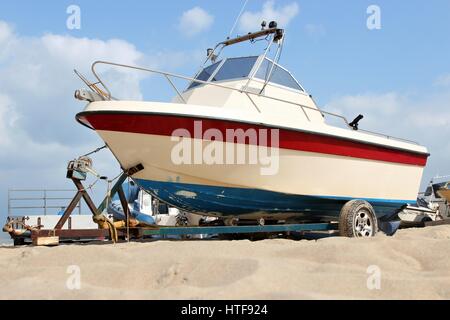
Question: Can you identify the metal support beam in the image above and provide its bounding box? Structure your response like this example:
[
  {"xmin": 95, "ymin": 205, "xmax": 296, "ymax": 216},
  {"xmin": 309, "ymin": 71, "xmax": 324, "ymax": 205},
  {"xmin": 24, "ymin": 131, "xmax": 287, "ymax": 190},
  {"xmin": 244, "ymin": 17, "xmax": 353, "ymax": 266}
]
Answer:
[
  {"xmin": 73, "ymin": 179, "xmax": 98, "ymax": 216},
  {"xmin": 96, "ymin": 173, "xmax": 128, "ymax": 214},
  {"xmin": 54, "ymin": 191, "xmax": 83, "ymax": 230},
  {"xmin": 221, "ymin": 28, "xmax": 283, "ymax": 46},
  {"xmin": 141, "ymin": 223, "xmax": 338, "ymax": 236},
  {"xmin": 118, "ymin": 185, "xmax": 130, "ymax": 232},
  {"xmin": 54, "ymin": 178, "xmax": 103, "ymax": 230}
]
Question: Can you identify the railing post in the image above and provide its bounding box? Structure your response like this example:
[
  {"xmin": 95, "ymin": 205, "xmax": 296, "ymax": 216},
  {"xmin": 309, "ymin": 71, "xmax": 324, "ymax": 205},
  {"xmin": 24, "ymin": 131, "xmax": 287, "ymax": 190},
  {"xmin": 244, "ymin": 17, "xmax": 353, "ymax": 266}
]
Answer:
[
  {"xmin": 43, "ymin": 190, "xmax": 47, "ymax": 216},
  {"xmin": 164, "ymin": 75, "xmax": 187, "ymax": 104},
  {"xmin": 7, "ymin": 189, "xmax": 11, "ymax": 218},
  {"xmin": 245, "ymin": 93, "xmax": 261, "ymax": 113}
]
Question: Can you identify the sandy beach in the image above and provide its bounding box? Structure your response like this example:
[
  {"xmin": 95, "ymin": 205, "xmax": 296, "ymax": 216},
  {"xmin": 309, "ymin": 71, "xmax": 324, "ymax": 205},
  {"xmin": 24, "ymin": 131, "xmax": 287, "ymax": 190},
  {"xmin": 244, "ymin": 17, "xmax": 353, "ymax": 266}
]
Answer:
[{"xmin": 0, "ymin": 226, "xmax": 449, "ymax": 300}]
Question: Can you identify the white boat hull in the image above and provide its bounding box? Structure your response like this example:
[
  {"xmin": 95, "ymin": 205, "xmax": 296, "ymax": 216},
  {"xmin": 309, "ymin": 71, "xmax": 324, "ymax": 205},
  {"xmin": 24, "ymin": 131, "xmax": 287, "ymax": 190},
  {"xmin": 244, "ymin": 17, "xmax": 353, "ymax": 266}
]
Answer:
[{"xmin": 77, "ymin": 108, "xmax": 428, "ymax": 221}]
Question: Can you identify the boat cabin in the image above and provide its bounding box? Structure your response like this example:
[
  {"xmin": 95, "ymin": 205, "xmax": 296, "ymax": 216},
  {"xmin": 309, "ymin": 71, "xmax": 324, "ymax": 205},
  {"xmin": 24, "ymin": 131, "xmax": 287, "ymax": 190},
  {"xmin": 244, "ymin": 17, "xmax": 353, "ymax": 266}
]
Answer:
[{"xmin": 175, "ymin": 55, "xmax": 325, "ymax": 124}]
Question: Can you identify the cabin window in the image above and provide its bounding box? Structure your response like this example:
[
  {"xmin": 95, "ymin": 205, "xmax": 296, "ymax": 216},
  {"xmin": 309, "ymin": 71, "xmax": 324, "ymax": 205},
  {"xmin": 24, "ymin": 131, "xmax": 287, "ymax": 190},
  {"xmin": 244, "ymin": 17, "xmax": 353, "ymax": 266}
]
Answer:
[
  {"xmin": 256, "ymin": 59, "xmax": 303, "ymax": 91},
  {"xmin": 211, "ymin": 56, "xmax": 258, "ymax": 82},
  {"xmin": 188, "ymin": 61, "xmax": 222, "ymax": 89}
]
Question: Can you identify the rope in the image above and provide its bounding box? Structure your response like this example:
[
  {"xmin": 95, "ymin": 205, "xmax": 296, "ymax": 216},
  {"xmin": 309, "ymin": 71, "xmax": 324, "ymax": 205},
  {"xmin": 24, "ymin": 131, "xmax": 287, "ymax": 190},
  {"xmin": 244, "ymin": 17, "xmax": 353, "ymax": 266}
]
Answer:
[
  {"xmin": 126, "ymin": 177, "xmax": 131, "ymax": 243},
  {"xmin": 94, "ymin": 170, "xmax": 128, "ymax": 243},
  {"xmin": 82, "ymin": 145, "xmax": 108, "ymax": 157},
  {"xmin": 228, "ymin": 0, "xmax": 250, "ymax": 38},
  {"xmin": 110, "ymin": 171, "xmax": 125, "ymax": 184},
  {"xmin": 93, "ymin": 214, "xmax": 118, "ymax": 243},
  {"xmin": 78, "ymin": 178, "xmax": 100, "ymax": 193},
  {"xmin": 3, "ymin": 220, "xmax": 37, "ymax": 236}
]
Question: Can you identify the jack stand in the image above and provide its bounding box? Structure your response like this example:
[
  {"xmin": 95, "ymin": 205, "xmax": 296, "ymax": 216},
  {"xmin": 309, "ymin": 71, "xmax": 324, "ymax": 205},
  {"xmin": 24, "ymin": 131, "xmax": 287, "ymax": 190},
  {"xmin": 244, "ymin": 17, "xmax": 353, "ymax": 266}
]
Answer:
[
  {"xmin": 118, "ymin": 186, "xmax": 131, "ymax": 241},
  {"xmin": 53, "ymin": 163, "xmax": 144, "ymax": 237},
  {"xmin": 27, "ymin": 161, "xmax": 149, "ymax": 245},
  {"xmin": 55, "ymin": 177, "xmax": 99, "ymax": 230}
]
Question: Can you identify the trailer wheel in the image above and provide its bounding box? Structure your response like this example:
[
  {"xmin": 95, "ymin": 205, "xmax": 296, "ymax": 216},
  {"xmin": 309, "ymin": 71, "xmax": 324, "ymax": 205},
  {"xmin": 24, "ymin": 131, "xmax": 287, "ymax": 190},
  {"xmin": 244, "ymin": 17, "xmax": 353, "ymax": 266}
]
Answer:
[{"xmin": 339, "ymin": 200, "xmax": 378, "ymax": 238}]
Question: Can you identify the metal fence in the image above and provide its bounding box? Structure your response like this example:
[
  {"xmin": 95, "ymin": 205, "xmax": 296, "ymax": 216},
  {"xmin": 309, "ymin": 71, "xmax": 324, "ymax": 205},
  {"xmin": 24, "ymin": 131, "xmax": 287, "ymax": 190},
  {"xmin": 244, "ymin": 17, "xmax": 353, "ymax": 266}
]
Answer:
[{"xmin": 7, "ymin": 189, "xmax": 81, "ymax": 217}]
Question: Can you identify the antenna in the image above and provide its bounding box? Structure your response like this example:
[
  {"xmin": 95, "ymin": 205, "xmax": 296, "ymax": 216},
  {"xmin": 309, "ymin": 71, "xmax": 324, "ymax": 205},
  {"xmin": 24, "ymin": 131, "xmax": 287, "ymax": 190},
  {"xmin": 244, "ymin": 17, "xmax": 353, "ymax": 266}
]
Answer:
[{"xmin": 228, "ymin": 0, "xmax": 250, "ymax": 38}]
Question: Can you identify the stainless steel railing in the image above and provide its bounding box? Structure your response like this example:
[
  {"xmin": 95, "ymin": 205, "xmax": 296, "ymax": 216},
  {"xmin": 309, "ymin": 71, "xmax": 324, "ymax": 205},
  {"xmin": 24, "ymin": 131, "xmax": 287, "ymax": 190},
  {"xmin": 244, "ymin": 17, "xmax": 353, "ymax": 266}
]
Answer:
[
  {"xmin": 78, "ymin": 60, "xmax": 419, "ymax": 145},
  {"xmin": 89, "ymin": 61, "xmax": 350, "ymax": 123}
]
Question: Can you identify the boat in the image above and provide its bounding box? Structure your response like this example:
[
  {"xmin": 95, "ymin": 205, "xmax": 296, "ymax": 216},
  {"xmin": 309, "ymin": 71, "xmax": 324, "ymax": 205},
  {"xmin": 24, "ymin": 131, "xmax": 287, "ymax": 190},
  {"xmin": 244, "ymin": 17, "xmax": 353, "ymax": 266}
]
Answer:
[
  {"xmin": 436, "ymin": 183, "xmax": 450, "ymax": 203},
  {"xmin": 74, "ymin": 23, "xmax": 429, "ymax": 233},
  {"xmin": 398, "ymin": 176, "xmax": 450, "ymax": 225},
  {"xmin": 398, "ymin": 205, "xmax": 441, "ymax": 225}
]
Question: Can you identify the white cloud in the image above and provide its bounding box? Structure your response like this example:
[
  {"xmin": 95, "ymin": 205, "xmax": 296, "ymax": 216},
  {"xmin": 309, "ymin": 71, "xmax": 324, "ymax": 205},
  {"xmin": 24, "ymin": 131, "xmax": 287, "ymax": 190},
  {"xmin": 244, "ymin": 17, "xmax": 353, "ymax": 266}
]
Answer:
[
  {"xmin": 0, "ymin": 21, "xmax": 12, "ymax": 43},
  {"xmin": 0, "ymin": 31, "xmax": 146, "ymax": 149},
  {"xmin": 0, "ymin": 21, "xmax": 15, "ymax": 60},
  {"xmin": 239, "ymin": 1, "xmax": 299, "ymax": 32},
  {"xmin": 325, "ymin": 92, "xmax": 405, "ymax": 120},
  {"xmin": 435, "ymin": 74, "xmax": 450, "ymax": 87},
  {"xmin": 324, "ymin": 90, "xmax": 450, "ymax": 188},
  {"xmin": 0, "ymin": 20, "xmax": 201, "ymax": 221},
  {"xmin": 304, "ymin": 24, "xmax": 326, "ymax": 39},
  {"xmin": 0, "ymin": 21, "xmax": 146, "ymax": 216},
  {"xmin": 178, "ymin": 7, "xmax": 214, "ymax": 37},
  {"xmin": 0, "ymin": 93, "xmax": 19, "ymax": 146}
]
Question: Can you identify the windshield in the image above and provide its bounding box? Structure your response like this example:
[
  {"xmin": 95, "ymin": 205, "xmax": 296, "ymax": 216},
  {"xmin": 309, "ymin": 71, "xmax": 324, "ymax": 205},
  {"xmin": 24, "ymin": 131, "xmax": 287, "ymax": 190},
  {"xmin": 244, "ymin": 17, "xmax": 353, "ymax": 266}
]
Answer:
[
  {"xmin": 212, "ymin": 56, "xmax": 258, "ymax": 82},
  {"xmin": 255, "ymin": 59, "xmax": 303, "ymax": 91},
  {"xmin": 187, "ymin": 56, "xmax": 258, "ymax": 90},
  {"xmin": 188, "ymin": 61, "xmax": 222, "ymax": 89}
]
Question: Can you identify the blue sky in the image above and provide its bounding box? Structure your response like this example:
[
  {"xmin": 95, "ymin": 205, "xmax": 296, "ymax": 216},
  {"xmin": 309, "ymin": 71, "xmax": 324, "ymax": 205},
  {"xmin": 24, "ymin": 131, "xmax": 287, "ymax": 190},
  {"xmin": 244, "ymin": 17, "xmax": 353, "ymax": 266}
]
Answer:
[
  {"xmin": 1, "ymin": 0, "xmax": 450, "ymax": 222},
  {"xmin": 2, "ymin": 0, "xmax": 450, "ymax": 100}
]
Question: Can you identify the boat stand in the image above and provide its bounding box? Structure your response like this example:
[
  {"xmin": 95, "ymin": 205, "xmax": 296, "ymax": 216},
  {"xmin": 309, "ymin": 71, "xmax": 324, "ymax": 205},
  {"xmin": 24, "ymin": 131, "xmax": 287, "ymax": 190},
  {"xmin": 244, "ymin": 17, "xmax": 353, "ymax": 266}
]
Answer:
[{"xmin": 29, "ymin": 173, "xmax": 129, "ymax": 244}]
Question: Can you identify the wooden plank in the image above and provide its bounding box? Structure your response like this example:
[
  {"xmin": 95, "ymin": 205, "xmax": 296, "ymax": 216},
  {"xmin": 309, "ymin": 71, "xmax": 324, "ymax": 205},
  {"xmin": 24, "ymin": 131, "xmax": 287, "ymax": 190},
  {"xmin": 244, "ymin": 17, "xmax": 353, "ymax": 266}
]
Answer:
[
  {"xmin": 33, "ymin": 236, "xmax": 59, "ymax": 246},
  {"xmin": 32, "ymin": 229, "xmax": 110, "ymax": 239}
]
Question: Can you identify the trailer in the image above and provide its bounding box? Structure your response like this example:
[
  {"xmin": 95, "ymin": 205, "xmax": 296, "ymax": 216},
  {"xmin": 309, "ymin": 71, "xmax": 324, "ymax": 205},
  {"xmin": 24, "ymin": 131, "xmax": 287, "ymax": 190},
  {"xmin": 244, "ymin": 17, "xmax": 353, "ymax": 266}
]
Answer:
[
  {"xmin": 4, "ymin": 156, "xmax": 435, "ymax": 246},
  {"xmin": 3, "ymin": 161, "xmax": 341, "ymax": 246}
]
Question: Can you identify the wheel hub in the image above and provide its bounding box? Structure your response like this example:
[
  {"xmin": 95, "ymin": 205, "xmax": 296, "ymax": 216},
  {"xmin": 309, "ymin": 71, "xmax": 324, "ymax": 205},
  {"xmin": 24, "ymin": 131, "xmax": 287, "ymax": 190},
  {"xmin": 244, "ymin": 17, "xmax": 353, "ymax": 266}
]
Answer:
[{"xmin": 354, "ymin": 210, "xmax": 374, "ymax": 238}]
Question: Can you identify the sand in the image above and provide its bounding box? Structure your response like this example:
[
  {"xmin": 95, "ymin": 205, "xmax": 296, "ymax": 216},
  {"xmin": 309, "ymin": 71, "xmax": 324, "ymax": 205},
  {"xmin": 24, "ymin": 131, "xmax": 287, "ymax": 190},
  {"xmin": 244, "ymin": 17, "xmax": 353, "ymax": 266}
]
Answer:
[{"xmin": 0, "ymin": 226, "xmax": 449, "ymax": 300}]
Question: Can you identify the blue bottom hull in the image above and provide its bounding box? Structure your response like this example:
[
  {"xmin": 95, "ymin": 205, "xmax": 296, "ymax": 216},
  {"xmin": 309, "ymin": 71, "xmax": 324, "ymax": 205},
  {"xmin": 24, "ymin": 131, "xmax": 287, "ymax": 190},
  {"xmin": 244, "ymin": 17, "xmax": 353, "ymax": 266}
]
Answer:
[{"xmin": 136, "ymin": 179, "xmax": 411, "ymax": 221}]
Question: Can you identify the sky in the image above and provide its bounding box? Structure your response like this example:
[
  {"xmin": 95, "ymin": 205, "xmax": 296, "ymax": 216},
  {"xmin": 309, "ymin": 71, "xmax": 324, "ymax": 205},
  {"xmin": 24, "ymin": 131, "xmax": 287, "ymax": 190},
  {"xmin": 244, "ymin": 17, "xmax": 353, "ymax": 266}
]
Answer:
[{"xmin": 1, "ymin": 0, "xmax": 450, "ymax": 222}]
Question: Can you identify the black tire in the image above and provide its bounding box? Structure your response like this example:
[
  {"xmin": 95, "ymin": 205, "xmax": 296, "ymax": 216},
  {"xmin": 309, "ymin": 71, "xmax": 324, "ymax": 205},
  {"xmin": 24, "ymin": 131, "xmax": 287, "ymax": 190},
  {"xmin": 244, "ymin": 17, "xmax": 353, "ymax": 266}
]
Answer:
[
  {"xmin": 339, "ymin": 200, "xmax": 378, "ymax": 238},
  {"xmin": 13, "ymin": 238, "xmax": 26, "ymax": 246}
]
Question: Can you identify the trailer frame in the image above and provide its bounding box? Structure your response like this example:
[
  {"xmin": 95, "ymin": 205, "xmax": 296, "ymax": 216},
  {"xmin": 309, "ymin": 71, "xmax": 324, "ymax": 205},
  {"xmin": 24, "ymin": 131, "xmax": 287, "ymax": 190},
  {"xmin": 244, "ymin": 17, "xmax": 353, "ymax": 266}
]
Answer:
[{"xmin": 4, "ymin": 170, "xmax": 339, "ymax": 246}]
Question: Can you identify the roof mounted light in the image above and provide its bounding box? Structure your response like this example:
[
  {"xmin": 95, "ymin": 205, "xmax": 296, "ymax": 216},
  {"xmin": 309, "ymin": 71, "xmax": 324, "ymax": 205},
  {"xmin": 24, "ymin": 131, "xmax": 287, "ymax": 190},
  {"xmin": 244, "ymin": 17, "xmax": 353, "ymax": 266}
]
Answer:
[
  {"xmin": 207, "ymin": 48, "xmax": 217, "ymax": 63},
  {"xmin": 269, "ymin": 21, "xmax": 278, "ymax": 29},
  {"xmin": 261, "ymin": 21, "xmax": 267, "ymax": 30},
  {"xmin": 274, "ymin": 29, "xmax": 284, "ymax": 42}
]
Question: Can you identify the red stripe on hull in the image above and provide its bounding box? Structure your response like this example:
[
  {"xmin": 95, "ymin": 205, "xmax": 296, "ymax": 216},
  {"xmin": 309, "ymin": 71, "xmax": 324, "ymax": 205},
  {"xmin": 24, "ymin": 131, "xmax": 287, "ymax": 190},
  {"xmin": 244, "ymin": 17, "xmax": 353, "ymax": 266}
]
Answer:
[{"xmin": 78, "ymin": 113, "xmax": 428, "ymax": 167}]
